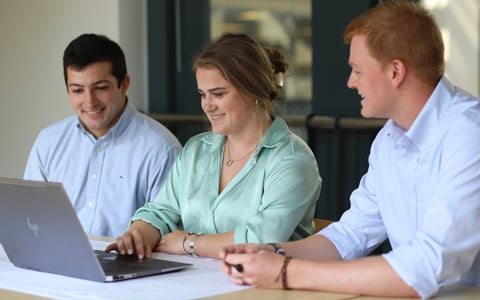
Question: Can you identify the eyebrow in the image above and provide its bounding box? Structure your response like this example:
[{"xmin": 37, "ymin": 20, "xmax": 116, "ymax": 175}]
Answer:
[
  {"xmin": 67, "ymin": 80, "xmax": 112, "ymax": 88},
  {"xmin": 198, "ymin": 87, "xmax": 227, "ymax": 93}
]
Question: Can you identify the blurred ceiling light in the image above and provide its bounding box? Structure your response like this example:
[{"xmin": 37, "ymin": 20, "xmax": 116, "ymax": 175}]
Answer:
[
  {"xmin": 221, "ymin": 23, "xmax": 247, "ymax": 32},
  {"xmin": 296, "ymin": 26, "xmax": 311, "ymax": 37},
  {"xmin": 422, "ymin": 0, "xmax": 449, "ymax": 10},
  {"xmin": 237, "ymin": 10, "xmax": 270, "ymax": 21}
]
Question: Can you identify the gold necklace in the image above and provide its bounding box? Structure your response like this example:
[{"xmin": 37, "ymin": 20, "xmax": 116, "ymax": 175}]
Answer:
[{"xmin": 225, "ymin": 138, "xmax": 258, "ymax": 167}]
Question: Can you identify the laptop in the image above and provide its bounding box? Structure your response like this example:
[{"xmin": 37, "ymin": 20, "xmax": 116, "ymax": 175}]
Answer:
[{"xmin": 0, "ymin": 178, "xmax": 192, "ymax": 282}]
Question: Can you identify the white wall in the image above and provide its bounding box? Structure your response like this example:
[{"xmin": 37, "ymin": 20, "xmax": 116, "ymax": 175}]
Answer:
[
  {"xmin": 0, "ymin": 0, "xmax": 147, "ymax": 178},
  {"xmin": 424, "ymin": 0, "xmax": 480, "ymax": 97}
]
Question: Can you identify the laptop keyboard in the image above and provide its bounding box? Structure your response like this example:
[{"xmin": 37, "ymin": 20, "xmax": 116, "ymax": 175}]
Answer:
[
  {"xmin": 100, "ymin": 260, "xmax": 130, "ymax": 273},
  {"xmin": 94, "ymin": 250, "xmax": 191, "ymax": 277},
  {"xmin": 100, "ymin": 259, "xmax": 153, "ymax": 273}
]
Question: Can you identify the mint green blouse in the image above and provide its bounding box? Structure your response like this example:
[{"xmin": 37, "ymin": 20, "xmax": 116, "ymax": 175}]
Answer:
[{"xmin": 131, "ymin": 118, "xmax": 322, "ymax": 243}]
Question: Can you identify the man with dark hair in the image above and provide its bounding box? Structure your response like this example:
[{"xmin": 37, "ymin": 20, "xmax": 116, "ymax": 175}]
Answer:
[{"xmin": 24, "ymin": 33, "xmax": 182, "ymax": 237}]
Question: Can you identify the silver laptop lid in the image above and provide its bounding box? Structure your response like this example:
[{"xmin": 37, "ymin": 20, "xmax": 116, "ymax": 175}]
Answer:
[
  {"xmin": 0, "ymin": 178, "xmax": 107, "ymax": 281},
  {"xmin": 0, "ymin": 178, "xmax": 192, "ymax": 282}
]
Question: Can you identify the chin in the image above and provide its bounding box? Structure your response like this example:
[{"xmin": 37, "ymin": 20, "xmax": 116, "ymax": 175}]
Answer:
[
  {"xmin": 359, "ymin": 109, "xmax": 369, "ymax": 118},
  {"xmin": 211, "ymin": 128, "xmax": 225, "ymax": 135}
]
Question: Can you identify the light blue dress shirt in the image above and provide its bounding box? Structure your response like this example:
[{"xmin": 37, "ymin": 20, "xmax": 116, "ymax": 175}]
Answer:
[
  {"xmin": 132, "ymin": 117, "xmax": 322, "ymax": 243},
  {"xmin": 24, "ymin": 102, "xmax": 182, "ymax": 237},
  {"xmin": 320, "ymin": 77, "xmax": 480, "ymax": 298}
]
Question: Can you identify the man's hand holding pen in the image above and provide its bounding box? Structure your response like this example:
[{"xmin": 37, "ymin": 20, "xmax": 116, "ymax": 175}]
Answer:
[{"xmin": 219, "ymin": 243, "xmax": 289, "ymax": 289}]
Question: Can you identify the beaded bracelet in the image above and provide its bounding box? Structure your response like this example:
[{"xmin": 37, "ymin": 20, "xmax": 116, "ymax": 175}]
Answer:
[{"xmin": 280, "ymin": 256, "xmax": 292, "ymax": 290}]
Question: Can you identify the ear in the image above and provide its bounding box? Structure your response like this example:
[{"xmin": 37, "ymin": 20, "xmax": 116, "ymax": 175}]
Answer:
[
  {"xmin": 390, "ymin": 59, "xmax": 406, "ymax": 87},
  {"xmin": 121, "ymin": 75, "xmax": 131, "ymax": 93}
]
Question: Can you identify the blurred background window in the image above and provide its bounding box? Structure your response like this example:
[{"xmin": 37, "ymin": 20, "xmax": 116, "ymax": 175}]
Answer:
[{"xmin": 210, "ymin": 0, "xmax": 312, "ymax": 117}]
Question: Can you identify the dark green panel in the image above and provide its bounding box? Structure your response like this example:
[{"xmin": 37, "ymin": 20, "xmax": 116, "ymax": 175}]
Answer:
[
  {"xmin": 147, "ymin": 0, "xmax": 175, "ymax": 113},
  {"xmin": 176, "ymin": 0, "xmax": 210, "ymax": 115},
  {"xmin": 311, "ymin": 0, "xmax": 369, "ymax": 117},
  {"xmin": 310, "ymin": 127, "xmax": 380, "ymax": 220},
  {"xmin": 310, "ymin": 1, "xmax": 377, "ymax": 221},
  {"xmin": 147, "ymin": 0, "xmax": 210, "ymax": 142},
  {"xmin": 147, "ymin": 0, "xmax": 209, "ymax": 116}
]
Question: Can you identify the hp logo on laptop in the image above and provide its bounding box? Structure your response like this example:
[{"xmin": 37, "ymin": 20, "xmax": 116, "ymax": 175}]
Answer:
[{"xmin": 27, "ymin": 218, "xmax": 39, "ymax": 237}]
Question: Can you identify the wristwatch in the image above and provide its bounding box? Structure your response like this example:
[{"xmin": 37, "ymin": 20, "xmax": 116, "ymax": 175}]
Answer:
[{"xmin": 267, "ymin": 243, "xmax": 286, "ymax": 256}]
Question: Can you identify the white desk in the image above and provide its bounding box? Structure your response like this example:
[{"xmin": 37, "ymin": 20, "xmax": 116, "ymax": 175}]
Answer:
[
  {"xmin": 0, "ymin": 236, "xmax": 248, "ymax": 299},
  {"xmin": 1, "ymin": 236, "xmax": 479, "ymax": 299}
]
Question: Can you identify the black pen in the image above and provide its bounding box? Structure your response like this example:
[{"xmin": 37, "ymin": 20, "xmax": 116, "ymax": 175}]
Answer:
[{"xmin": 226, "ymin": 262, "xmax": 243, "ymax": 272}]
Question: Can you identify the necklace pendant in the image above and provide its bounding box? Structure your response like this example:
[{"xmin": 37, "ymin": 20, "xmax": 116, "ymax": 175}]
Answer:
[{"xmin": 226, "ymin": 159, "xmax": 234, "ymax": 166}]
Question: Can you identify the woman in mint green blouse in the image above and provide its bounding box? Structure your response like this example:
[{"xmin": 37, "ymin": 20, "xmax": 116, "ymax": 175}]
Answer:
[{"xmin": 107, "ymin": 33, "xmax": 322, "ymax": 259}]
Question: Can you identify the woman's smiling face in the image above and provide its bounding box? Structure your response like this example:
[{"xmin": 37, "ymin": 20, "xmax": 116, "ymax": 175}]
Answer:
[{"xmin": 196, "ymin": 66, "xmax": 256, "ymax": 136}]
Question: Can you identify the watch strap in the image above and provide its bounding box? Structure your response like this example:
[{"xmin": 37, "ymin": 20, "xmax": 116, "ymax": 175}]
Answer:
[{"xmin": 267, "ymin": 242, "xmax": 286, "ymax": 256}]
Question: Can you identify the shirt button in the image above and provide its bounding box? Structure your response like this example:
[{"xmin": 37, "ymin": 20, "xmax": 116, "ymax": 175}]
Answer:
[
  {"xmin": 91, "ymin": 174, "xmax": 97, "ymax": 179},
  {"xmin": 88, "ymin": 201, "xmax": 93, "ymax": 207},
  {"xmin": 96, "ymin": 147, "xmax": 101, "ymax": 152}
]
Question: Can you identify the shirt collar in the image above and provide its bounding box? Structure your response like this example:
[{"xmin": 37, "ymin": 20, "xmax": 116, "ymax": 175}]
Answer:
[
  {"xmin": 201, "ymin": 117, "xmax": 289, "ymax": 153},
  {"xmin": 386, "ymin": 77, "xmax": 454, "ymax": 151}
]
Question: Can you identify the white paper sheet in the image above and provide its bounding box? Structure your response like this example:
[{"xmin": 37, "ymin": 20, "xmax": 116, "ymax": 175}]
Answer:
[{"xmin": 0, "ymin": 240, "xmax": 249, "ymax": 300}]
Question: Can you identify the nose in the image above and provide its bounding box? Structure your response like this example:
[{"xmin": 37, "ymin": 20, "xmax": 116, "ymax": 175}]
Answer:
[
  {"xmin": 201, "ymin": 95, "xmax": 215, "ymax": 111},
  {"xmin": 84, "ymin": 89, "xmax": 98, "ymax": 107},
  {"xmin": 346, "ymin": 72, "xmax": 356, "ymax": 89}
]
